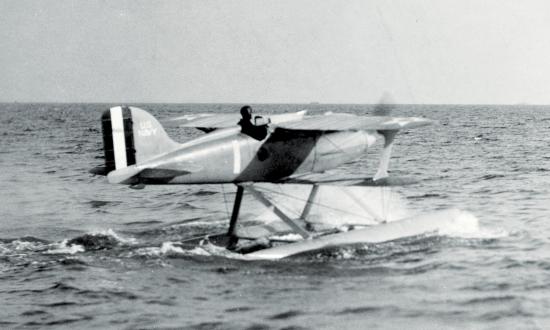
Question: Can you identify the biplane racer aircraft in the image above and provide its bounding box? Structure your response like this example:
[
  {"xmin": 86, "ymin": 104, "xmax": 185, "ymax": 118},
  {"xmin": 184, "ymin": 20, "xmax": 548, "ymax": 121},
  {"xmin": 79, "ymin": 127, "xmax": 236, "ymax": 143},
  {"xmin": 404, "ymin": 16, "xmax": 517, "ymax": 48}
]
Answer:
[{"xmin": 94, "ymin": 105, "xmax": 470, "ymax": 259}]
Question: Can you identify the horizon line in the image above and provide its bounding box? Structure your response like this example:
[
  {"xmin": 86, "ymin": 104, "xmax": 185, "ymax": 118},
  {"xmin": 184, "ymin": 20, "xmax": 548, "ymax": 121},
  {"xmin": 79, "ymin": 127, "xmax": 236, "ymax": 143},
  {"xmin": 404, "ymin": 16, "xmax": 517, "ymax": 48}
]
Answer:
[{"xmin": 0, "ymin": 101, "xmax": 545, "ymax": 106}]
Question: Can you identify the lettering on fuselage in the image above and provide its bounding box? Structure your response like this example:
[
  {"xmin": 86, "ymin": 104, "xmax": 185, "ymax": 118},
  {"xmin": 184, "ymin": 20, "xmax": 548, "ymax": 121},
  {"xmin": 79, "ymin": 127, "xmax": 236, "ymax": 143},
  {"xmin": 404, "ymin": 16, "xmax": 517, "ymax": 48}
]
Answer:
[{"xmin": 137, "ymin": 120, "xmax": 158, "ymax": 137}]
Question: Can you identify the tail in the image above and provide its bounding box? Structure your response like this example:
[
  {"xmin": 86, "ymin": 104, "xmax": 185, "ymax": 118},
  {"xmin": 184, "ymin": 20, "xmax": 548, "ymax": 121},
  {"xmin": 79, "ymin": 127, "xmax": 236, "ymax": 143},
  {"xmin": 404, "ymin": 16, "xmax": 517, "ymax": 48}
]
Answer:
[{"xmin": 101, "ymin": 106, "xmax": 179, "ymax": 174}]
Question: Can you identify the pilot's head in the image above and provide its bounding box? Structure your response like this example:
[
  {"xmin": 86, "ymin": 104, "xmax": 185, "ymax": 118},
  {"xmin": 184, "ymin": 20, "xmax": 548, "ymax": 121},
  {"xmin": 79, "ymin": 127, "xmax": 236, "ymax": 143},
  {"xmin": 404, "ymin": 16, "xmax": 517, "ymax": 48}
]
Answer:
[{"xmin": 240, "ymin": 105, "xmax": 252, "ymax": 120}]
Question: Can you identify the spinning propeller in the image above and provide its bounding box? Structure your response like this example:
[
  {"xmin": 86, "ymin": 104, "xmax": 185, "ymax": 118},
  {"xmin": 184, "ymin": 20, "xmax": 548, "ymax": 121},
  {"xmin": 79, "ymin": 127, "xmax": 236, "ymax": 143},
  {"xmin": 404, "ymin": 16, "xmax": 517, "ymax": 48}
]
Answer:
[
  {"xmin": 372, "ymin": 92, "xmax": 397, "ymax": 181},
  {"xmin": 372, "ymin": 92, "xmax": 396, "ymax": 116}
]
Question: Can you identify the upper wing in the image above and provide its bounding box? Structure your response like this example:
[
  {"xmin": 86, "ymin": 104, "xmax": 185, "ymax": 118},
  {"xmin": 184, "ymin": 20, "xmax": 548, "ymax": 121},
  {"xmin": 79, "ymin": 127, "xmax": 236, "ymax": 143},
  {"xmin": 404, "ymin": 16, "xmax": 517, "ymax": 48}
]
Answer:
[
  {"xmin": 275, "ymin": 113, "xmax": 434, "ymax": 131},
  {"xmin": 164, "ymin": 113, "xmax": 241, "ymax": 129},
  {"xmin": 163, "ymin": 111, "xmax": 432, "ymax": 132},
  {"xmin": 164, "ymin": 111, "xmax": 307, "ymax": 129}
]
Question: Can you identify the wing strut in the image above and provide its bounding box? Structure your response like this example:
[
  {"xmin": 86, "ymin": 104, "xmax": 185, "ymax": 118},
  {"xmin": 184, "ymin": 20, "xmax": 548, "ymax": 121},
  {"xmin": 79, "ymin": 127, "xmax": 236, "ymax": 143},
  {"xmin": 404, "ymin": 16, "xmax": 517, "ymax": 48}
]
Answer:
[
  {"xmin": 373, "ymin": 130, "xmax": 398, "ymax": 181},
  {"xmin": 300, "ymin": 184, "xmax": 319, "ymax": 221},
  {"xmin": 226, "ymin": 183, "xmax": 322, "ymax": 249},
  {"xmin": 337, "ymin": 187, "xmax": 385, "ymax": 224}
]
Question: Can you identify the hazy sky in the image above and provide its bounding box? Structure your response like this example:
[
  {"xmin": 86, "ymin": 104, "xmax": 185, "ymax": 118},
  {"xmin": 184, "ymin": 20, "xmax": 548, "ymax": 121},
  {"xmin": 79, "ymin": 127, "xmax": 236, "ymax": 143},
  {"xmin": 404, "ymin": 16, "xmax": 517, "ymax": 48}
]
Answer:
[{"xmin": 1, "ymin": 0, "xmax": 549, "ymax": 104}]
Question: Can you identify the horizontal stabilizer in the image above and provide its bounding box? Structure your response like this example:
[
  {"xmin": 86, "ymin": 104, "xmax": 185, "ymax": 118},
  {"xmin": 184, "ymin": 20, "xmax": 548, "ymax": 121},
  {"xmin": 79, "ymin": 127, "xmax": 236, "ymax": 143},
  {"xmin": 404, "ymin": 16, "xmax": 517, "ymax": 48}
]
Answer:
[
  {"xmin": 89, "ymin": 166, "xmax": 108, "ymax": 176},
  {"xmin": 107, "ymin": 165, "xmax": 141, "ymax": 184},
  {"xmin": 107, "ymin": 162, "xmax": 202, "ymax": 184},
  {"xmin": 139, "ymin": 168, "xmax": 192, "ymax": 179}
]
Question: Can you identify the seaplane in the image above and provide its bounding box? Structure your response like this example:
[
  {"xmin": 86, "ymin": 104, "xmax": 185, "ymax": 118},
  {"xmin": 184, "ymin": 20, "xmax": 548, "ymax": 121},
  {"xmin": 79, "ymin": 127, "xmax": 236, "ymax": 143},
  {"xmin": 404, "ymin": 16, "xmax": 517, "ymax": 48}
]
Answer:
[{"xmin": 92, "ymin": 104, "xmax": 473, "ymax": 260}]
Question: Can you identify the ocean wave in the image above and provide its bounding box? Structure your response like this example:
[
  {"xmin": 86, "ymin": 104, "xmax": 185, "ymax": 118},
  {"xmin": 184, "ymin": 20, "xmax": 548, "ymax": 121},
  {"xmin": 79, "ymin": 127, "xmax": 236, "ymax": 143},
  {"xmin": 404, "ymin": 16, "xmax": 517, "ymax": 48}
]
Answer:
[
  {"xmin": 44, "ymin": 240, "xmax": 85, "ymax": 255},
  {"xmin": 45, "ymin": 229, "xmax": 136, "ymax": 254},
  {"xmin": 480, "ymin": 174, "xmax": 506, "ymax": 180},
  {"xmin": 0, "ymin": 237, "xmax": 50, "ymax": 256},
  {"xmin": 132, "ymin": 240, "xmax": 256, "ymax": 261},
  {"xmin": 436, "ymin": 211, "xmax": 509, "ymax": 239}
]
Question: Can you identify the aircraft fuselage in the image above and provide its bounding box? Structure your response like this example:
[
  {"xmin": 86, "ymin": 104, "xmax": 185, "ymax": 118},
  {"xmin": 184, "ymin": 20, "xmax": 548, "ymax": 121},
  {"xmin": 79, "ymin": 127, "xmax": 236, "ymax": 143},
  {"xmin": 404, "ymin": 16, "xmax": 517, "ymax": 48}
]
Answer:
[{"xmin": 140, "ymin": 127, "xmax": 376, "ymax": 184}]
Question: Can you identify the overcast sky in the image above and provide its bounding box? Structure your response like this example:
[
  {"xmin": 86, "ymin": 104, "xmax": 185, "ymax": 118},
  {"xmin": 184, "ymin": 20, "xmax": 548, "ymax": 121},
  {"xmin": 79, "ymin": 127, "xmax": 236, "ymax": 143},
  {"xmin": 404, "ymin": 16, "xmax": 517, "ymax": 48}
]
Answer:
[{"xmin": 1, "ymin": 0, "xmax": 549, "ymax": 104}]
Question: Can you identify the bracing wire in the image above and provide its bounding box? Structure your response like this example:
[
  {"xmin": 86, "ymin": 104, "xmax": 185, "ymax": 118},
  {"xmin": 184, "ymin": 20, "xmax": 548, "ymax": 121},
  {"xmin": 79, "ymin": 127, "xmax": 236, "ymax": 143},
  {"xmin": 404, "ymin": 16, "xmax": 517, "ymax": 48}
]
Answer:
[
  {"xmin": 387, "ymin": 187, "xmax": 394, "ymax": 221},
  {"xmin": 220, "ymin": 184, "xmax": 230, "ymax": 219},
  {"xmin": 255, "ymin": 185, "xmax": 372, "ymax": 220},
  {"xmin": 258, "ymin": 184, "xmax": 302, "ymax": 219},
  {"xmin": 276, "ymin": 184, "xmax": 297, "ymax": 217},
  {"xmin": 324, "ymin": 134, "xmax": 351, "ymax": 156}
]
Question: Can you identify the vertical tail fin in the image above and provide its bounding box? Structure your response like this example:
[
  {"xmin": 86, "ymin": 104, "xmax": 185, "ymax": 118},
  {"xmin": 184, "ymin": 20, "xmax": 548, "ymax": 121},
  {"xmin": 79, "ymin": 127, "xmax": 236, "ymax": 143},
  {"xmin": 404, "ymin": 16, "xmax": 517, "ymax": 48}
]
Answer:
[{"xmin": 101, "ymin": 106, "xmax": 179, "ymax": 173}]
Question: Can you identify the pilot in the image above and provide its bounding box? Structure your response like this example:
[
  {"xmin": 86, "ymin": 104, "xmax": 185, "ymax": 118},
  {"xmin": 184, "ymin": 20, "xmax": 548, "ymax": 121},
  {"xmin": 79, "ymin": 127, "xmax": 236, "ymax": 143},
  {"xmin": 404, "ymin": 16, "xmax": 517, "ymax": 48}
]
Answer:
[{"xmin": 238, "ymin": 105, "xmax": 269, "ymax": 140}]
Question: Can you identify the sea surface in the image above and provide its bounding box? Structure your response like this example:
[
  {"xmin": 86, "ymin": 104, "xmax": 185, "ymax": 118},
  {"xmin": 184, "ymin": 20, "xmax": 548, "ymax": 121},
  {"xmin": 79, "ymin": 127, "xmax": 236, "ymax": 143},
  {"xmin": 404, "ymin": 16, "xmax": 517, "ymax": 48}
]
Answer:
[{"xmin": 1, "ymin": 103, "xmax": 550, "ymax": 329}]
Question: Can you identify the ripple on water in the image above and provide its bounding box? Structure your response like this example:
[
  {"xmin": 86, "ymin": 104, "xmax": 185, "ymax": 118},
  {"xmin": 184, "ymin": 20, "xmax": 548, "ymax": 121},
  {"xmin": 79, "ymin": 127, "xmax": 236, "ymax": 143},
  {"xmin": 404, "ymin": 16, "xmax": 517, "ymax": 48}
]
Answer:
[
  {"xmin": 335, "ymin": 305, "xmax": 393, "ymax": 315},
  {"xmin": 3, "ymin": 104, "xmax": 550, "ymax": 329},
  {"xmin": 87, "ymin": 200, "xmax": 122, "ymax": 208},
  {"xmin": 225, "ymin": 306, "xmax": 255, "ymax": 313},
  {"xmin": 267, "ymin": 310, "xmax": 304, "ymax": 320}
]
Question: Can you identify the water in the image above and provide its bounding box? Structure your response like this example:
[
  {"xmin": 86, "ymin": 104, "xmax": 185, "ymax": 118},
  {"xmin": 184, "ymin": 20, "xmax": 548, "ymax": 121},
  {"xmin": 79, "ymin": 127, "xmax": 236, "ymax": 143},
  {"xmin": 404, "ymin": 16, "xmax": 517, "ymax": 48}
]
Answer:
[{"xmin": 1, "ymin": 103, "xmax": 550, "ymax": 329}]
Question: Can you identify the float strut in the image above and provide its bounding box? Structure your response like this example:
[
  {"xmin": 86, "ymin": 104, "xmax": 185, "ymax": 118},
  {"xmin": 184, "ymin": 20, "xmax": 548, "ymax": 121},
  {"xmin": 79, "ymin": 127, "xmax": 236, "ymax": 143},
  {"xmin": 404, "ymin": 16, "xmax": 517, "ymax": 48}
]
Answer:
[
  {"xmin": 300, "ymin": 184, "xmax": 319, "ymax": 222},
  {"xmin": 227, "ymin": 185, "xmax": 244, "ymax": 248}
]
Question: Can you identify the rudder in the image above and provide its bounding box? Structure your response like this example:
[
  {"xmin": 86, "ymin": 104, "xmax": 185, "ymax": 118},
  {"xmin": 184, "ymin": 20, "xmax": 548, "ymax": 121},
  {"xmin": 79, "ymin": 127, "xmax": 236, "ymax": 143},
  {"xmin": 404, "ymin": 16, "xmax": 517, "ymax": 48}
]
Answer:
[{"xmin": 101, "ymin": 106, "xmax": 179, "ymax": 173}]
